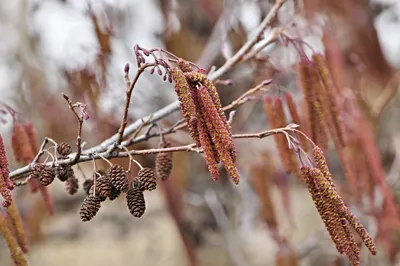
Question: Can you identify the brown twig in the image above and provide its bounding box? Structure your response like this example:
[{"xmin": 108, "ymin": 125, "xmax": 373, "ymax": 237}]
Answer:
[
  {"xmin": 62, "ymin": 93, "xmax": 84, "ymax": 164},
  {"xmin": 114, "ymin": 63, "xmax": 158, "ymax": 148}
]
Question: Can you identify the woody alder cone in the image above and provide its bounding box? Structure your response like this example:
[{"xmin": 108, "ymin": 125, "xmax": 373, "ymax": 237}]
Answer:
[
  {"xmin": 31, "ymin": 164, "xmax": 45, "ymax": 180},
  {"xmin": 91, "ymin": 171, "xmax": 111, "ymax": 199},
  {"xmin": 126, "ymin": 187, "xmax": 146, "ymax": 218},
  {"xmin": 135, "ymin": 168, "xmax": 156, "ymax": 191},
  {"xmin": 66, "ymin": 176, "xmax": 79, "ymax": 195},
  {"xmin": 55, "ymin": 164, "xmax": 74, "ymax": 182},
  {"xmin": 108, "ymin": 186, "xmax": 121, "ymax": 201},
  {"xmin": 38, "ymin": 167, "xmax": 56, "ymax": 186},
  {"xmin": 80, "ymin": 195, "xmax": 101, "ymax": 222},
  {"xmin": 83, "ymin": 179, "xmax": 94, "ymax": 195},
  {"xmin": 57, "ymin": 142, "xmax": 72, "ymax": 157},
  {"xmin": 155, "ymin": 150, "xmax": 172, "ymax": 181},
  {"xmin": 107, "ymin": 165, "xmax": 129, "ymax": 192}
]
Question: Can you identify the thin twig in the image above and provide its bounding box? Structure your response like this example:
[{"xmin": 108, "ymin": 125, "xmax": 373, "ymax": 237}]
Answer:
[
  {"xmin": 62, "ymin": 93, "xmax": 84, "ymax": 164},
  {"xmin": 115, "ymin": 63, "xmax": 158, "ymax": 148}
]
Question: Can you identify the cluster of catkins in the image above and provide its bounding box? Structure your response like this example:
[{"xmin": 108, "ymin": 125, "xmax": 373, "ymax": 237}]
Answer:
[
  {"xmin": 298, "ymin": 52, "xmax": 345, "ymax": 150},
  {"xmin": 303, "ymin": 146, "xmax": 376, "ymax": 266},
  {"xmin": 263, "ymin": 93, "xmax": 306, "ymax": 181},
  {"xmin": 171, "ymin": 59, "xmax": 239, "ymax": 184}
]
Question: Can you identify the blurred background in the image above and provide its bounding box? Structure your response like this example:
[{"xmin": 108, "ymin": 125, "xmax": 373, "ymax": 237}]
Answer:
[{"xmin": 1, "ymin": 0, "xmax": 400, "ymax": 265}]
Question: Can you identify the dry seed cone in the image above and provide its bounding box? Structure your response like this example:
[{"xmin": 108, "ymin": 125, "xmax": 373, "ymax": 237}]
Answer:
[
  {"xmin": 107, "ymin": 164, "xmax": 129, "ymax": 192},
  {"xmin": 65, "ymin": 176, "xmax": 79, "ymax": 195},
  {"xmin": 56, "ymin": 142, "xmax": 72, "ymax": 157},
  {"xmin": 135, "ymin": 168, "xmax": 156, "ymax": 191},
  {"xmin": 83, "ymin": 179, "xmax": 94, "ymax": 195},
  {"xmin": 126, "ymin": 187, "xmax": 146, "ymax": 218},
  {"xmin": 80, "ymin": 195, "xmax": 101, "ymax": 222},
  {"xmin": 108, "ymin": 186, "xmax": 121, "ymax": 201},
  {"xmin": 38, "ymin": 167, "xmax": 56, "ymax": 186},
  {"xmin": 55, "ymin": 164, "xmax": 73, "ymax": 182},
  {"xmin": 91, "ymin": 173, "xmax": 112, "ymax": 200},
  {"xmin": 155, "ymin": 142, "xmax": 173, "ymax": 181},
  {"xmin": 31, "ymin": 164, "xmax": 45, "ymax": 180}
]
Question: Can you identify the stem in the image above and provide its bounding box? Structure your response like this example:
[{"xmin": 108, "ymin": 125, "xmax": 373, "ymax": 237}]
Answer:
[{"xmin": 62, "ymin": 93, "xmax": 84, "ymax": 164}]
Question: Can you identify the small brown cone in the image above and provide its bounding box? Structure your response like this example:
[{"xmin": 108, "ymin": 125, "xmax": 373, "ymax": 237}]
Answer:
[
  {"xmin": 107, "ymin": 164, "xmax": 128, "ymax": 192},
  {"xmin": 38, "ymin": 167, "xmax": 56, "ymax": 186},
  {"xmin": 65, "ymin": 176, "xmax": 79, "ymax": 195},
  {"xmin": 56, "ymin": 142, "xmax": 72, "ymax": 157},
  {"xmin": 80, "ymin": 195, "xmax": 101, "ymax": 222},
  {"xmin": 83, "ymin": 179, "xmax": 94, "ymax": 195},
  {"xmin": 90, "ymin": 172, "xmax": 111, "ymax": 200},
  {"xmin": 126, "ymin": 187, "xmax": 146, "ymax": 218},
  {"xmin": 55, "ymin": 164, "xmax": 74, "ymax": 182},
  {"xmin": 31, "ymin": 164, "xmax": 45, "ymax": 180},
  {"xmin": 108, "ymin": 186, "xmax": 121, "ymax": 201},
  {"xmin": 155, "ymin": 143, "xmax": 173, "ymax": 181},
  {"xmin": 135, "ymin": 168, "xmax": 156, "ymax": 191}
]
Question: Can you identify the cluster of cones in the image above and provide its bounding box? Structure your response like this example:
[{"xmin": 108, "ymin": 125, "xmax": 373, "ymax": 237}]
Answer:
[
  {"xmin": 171, "ymin": 59, "xmax": 239, "ymax": 184},
  {"xmin": 79, "ymin": 139, "xmax": 173, "ymax": 221},
  {"xmin": 30, "ymin": 142, "xmax": 79, "ymax": 196},
  {"xmin": 79, "ymin": 165, "xmax": 157, "ymax": 221}
]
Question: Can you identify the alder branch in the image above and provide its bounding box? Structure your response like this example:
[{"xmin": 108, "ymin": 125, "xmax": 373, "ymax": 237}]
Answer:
[{"xmin": 10, "ymin": 126, "xmax": 294, "ymax": 183}]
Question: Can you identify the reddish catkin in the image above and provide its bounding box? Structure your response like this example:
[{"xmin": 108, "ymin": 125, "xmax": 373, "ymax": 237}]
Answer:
[
  {"xmin": 301, "ymin": 166, "xmax": 347, "ymax": 254},
  {"xmin": 24, "ymin": 122, "xmax": 39, "ymax": 155},
  {"xmin": 283, "ymin": 92, "xmax": 309, "ymax": 152},
  {"xmin": 6, "ymin": 201, "xmax": 29, "ymax": 253},
  {"xmin": 311, "ymin": 147, "xmax": 377, "ymax": 256},
  {"xmin": 340, "ymin": 144, "xmax": 362, "ymax": 203},
  {"xmin": 0, "ymin": 172, "xmax": 12, "ymax": 207},
  {"xmin": 298, "ymin": 59, "xmax": 328, "ymax": 150},
  {"xmin": 195, "ymin": 106, "xmax": 220, "ymax": 181},
  {"xmin": 340, "ymin": 218, "xmax": 361, "ymax": 266},
  {"xmin": 312, "ymin": 53, "xmax": 345, "ymax": 147},
  {"xmin": 197, "ymin": 86, "xmax": 240, "ymax": 184},
  {"xmin": 0, "ymin": 212, "xmax": 28, "ymax": 266},
  {"xmin": 184, "ymin": 71, "xmax": 236, "ymax": 162},
  {"xmin": 12, "ymin": 123, "xmax": 35, "ymax": 165},
  {"xmin": 357, "ymin": 115, "xmax": 400, "ymax": 227},
  {"xmin": 0, "ymin": 135, "xmax": 13, "ymax": 190},
  {"xmin": 171, "ymin": 67, "xmax": 200, "ymax": 147},
  {"xmin": 250, "ymin": 162, "xmax": 278, "ymax": 232},
  {"xmin": 38, "ymin": 184, "xmax": 54, "ymax": 216},
  {"xmin": 263, "ymin": 96, "xmax": 299, "ymax": 177}
]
